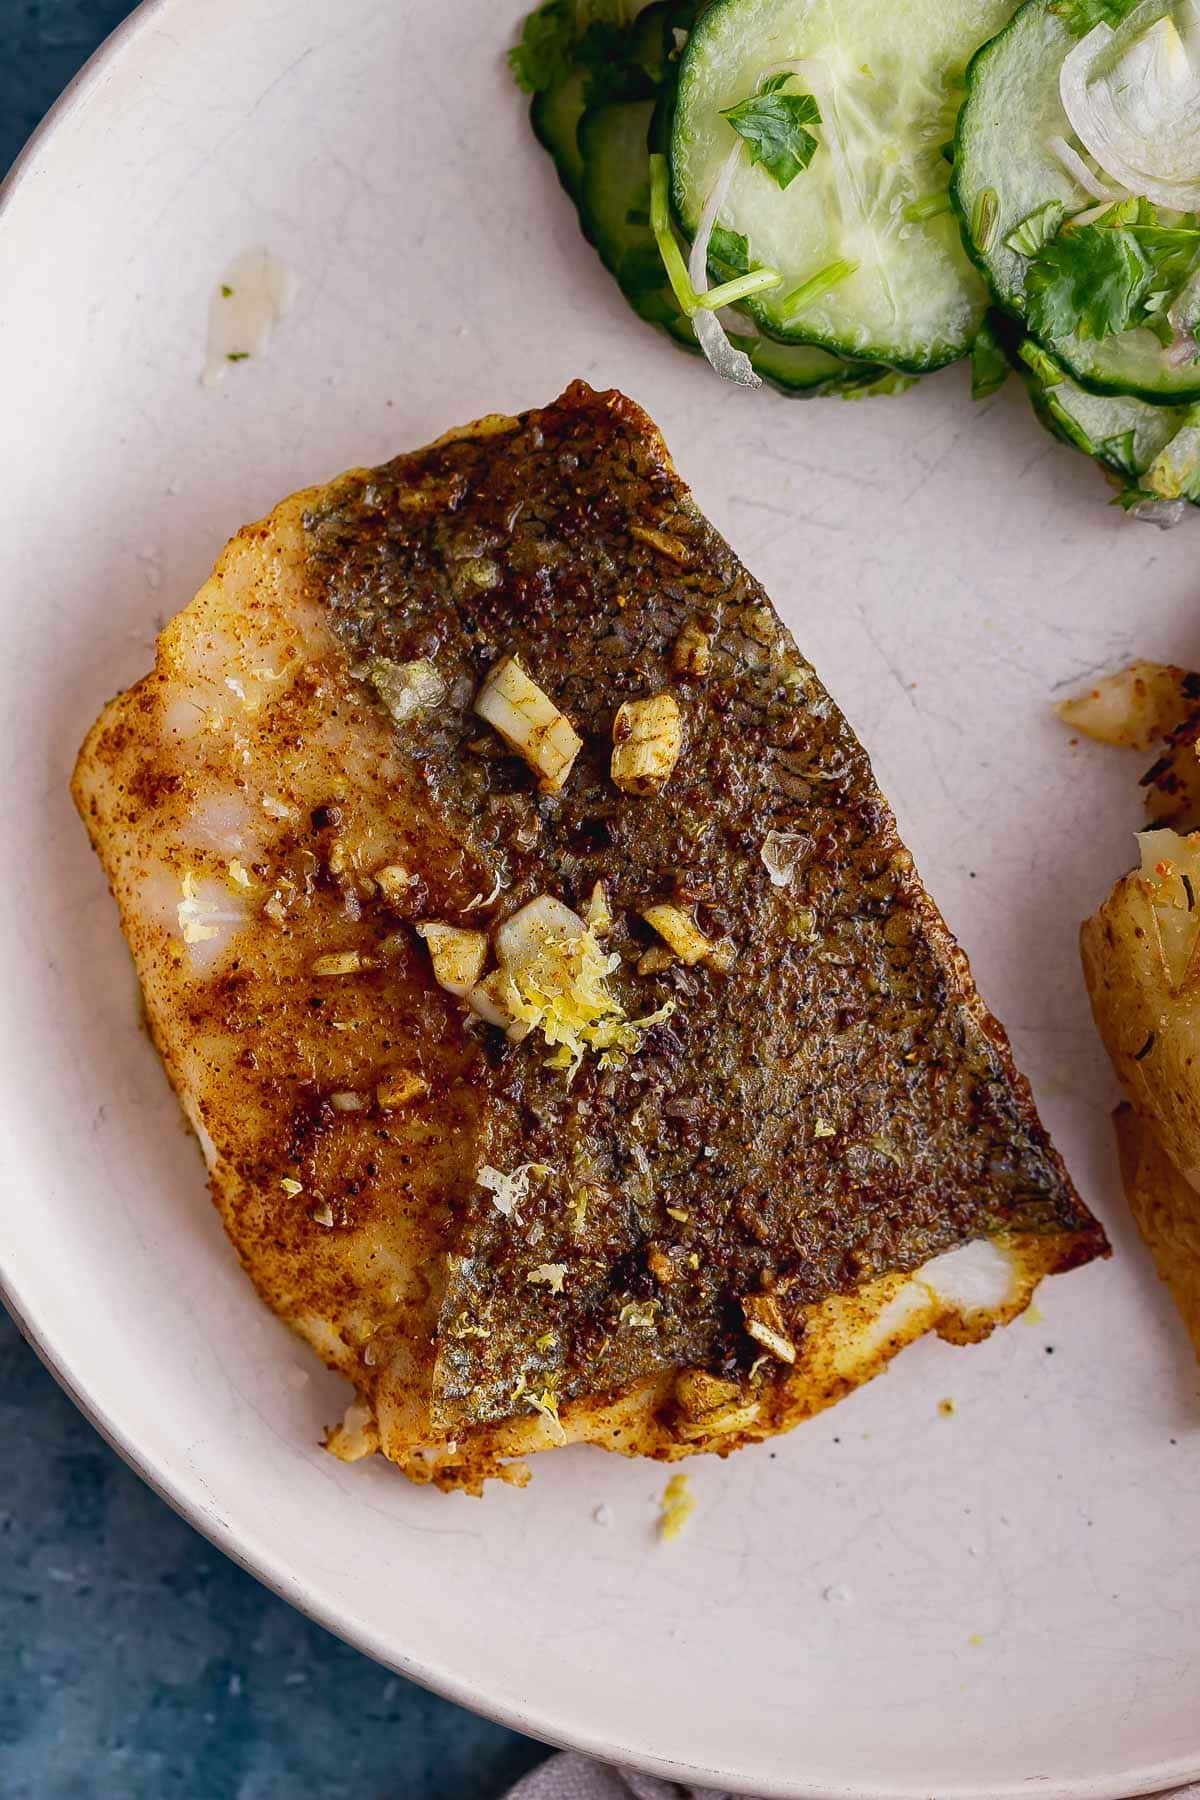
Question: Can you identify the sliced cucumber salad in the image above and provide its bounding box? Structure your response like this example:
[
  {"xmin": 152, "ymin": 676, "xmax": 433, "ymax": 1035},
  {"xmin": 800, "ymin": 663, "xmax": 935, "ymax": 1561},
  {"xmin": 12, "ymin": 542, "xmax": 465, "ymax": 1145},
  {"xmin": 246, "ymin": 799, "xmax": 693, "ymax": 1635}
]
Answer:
[
  {"xmin": 954, "ymin": 0, "xmax": 1200, "ymax": 405},
  {"xmin": 1019, "ymin": 339, "xmax": 1200, "ymax": 518},
  {"xmin": 671, "ymin": 0, "xmax": 1014, "ymax": 370},
  {"xmin": 509, "ymin": 0, "xmax": 1200, "ymax": 522}
]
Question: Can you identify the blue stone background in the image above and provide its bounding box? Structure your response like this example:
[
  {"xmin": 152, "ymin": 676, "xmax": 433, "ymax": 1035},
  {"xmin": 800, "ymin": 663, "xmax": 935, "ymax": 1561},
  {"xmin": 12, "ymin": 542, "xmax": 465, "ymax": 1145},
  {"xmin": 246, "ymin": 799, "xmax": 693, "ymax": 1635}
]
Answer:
[{"xmin": 1, "ymin": 8, "xmax": 549, "ymax": 1796}]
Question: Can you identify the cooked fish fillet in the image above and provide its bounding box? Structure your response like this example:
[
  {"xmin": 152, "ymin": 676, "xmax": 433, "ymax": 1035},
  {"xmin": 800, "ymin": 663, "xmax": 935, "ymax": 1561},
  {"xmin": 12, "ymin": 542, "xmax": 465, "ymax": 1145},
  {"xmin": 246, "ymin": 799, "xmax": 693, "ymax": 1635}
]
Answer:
[{"xmin": 75, "ymin": 383, "xmax": 1106, "ymax": 1492}]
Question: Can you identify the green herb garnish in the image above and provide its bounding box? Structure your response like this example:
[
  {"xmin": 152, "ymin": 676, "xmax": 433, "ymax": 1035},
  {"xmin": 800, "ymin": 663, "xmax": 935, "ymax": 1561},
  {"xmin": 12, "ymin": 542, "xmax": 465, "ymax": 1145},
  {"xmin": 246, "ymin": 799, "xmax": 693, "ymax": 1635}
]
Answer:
[
  {"xmin": 1019, "ymin": 339, "xmax": 1067, "ymax": 388},
  {"xmin": 1025, "ymin": 222, "xmax": 1153, "ymax": 341},
  {"xmin": 970, "ymin": 320, "xmax": 1009, "ymax": 400},
  {"xmin": 1004, "ymin": 200, "xmax": 1066, "ymax": 258},
  {"xmin": 575, "ymin": 17, "xmax": 656, "ymax": 104},
  {"xmin": 709, "ymin": 225, "xmax": 752, "ymax": 274},
  {"xmin": 226, "ymin": 351, "xmax": 250, "ymax": 363},
  {"xmin": 903, "ymin": 192, "xmax": 953, "ymax": 223},
  {"xmin": 782, "ymin": 257, "xmax": 858, "ymax": 320},
  {"xmin": 507, "ymin": 0, "xmax": 574, "ymax": 92},
  {"xmin": 649, "ymin": 153, "xmax": 698, "ymax": 317},
  {"xmin": 971, "ymin": 187, "xmax": 999, "ymax": 254},
  {"xmin": 720, "ymin": 74, "xmax": 821, "ymax": 191},
  {"xmin": 1098, "ymin": 429, "xmax": 1139, "ymax": 476},
  {"xmin": 220, "ymin": 284, "xmax": 234, "ymax": 298}
]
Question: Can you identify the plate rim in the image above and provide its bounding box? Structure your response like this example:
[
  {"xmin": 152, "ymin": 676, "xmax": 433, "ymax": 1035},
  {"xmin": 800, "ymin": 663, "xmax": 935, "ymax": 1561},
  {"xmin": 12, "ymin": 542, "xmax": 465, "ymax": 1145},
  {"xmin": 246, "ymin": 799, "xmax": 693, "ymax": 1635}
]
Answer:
[{"xmin": 2, "ymin": 6, "xmax": 1199, "ymax": 1797}]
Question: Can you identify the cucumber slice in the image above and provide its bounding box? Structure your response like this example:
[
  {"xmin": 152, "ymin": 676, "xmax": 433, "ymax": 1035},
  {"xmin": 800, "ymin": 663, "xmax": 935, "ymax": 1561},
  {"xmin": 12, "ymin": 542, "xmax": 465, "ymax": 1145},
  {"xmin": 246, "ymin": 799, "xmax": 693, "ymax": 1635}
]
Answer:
[
  {"xmin": 741, "ymin": 332, "xmax": 881, "ymax": 395},
  {"xmin": 532, "ymin": 69, "xmax": 588, "ymax": 203},
  {"xmin": 581, "ymin": 101, "xmax": 882, "ymax": 389},
  {"xmin": 580, "ymin": 100, "xmax": 694, "ymax": 340},
  {"xmin": 670, "ymin": 0, "xmax": 1016, "ymax": 371},
  {"xmin": 953, "ymin": 0, "xmax": 1200, "ymax": 406},
  {"xmin": 530, "ymin": 2, "xmax": 668, "ymax": 207},
  {"xmin": 1019, "ymin": 340, "xmax": 1184, "ymax": 469},
  {"xmin": 1018, "ymin": 339, "xmax": 1199, "ymax": 511}
]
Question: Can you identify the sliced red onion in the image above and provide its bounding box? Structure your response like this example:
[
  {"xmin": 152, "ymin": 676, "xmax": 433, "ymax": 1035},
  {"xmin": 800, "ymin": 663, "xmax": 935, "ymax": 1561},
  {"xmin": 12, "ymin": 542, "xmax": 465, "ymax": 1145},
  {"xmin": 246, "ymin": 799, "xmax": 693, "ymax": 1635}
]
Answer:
[
  {"xmin": 1060, "ymin": 0, "xmax": 1200, "ymax": 211},
  {"xmin": 688, "ymin": 144, "xmax": 761, "ymax": 387},
  {"xmin": 1048, "ymin": 134, "xmax": 1117, "ymax": 202}
]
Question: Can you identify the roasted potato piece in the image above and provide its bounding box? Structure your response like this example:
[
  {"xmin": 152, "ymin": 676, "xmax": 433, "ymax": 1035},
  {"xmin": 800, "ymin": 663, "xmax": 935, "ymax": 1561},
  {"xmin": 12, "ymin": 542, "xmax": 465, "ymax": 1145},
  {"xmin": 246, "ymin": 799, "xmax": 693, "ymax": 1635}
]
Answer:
[
  {"xmin": 1082, "ymin": 828, "xmax": 1200, "ymax": 1190},
  {"xmin": 1058, "ymin": 660, "xmax": 1200, "ymax": 753},
  {"xmin": 1114, "ymin": 1105, "xmax": 1200, "ymax": 1359}
]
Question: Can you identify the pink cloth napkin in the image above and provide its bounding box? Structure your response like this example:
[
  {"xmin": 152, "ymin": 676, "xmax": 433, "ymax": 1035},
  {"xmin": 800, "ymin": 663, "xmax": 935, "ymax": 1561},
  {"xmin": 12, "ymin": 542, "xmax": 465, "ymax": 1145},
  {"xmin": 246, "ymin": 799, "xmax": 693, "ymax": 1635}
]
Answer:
[{"xmin": 508, "ymin": 1751, "xmax": 1200, "ymax": 1800}]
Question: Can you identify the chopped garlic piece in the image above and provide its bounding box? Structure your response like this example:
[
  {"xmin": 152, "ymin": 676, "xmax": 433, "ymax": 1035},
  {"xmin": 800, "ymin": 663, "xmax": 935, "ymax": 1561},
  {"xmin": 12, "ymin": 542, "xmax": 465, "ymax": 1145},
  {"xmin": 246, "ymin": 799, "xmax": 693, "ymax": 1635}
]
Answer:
[
  {"xmin": 262, "ymin": 793, "xmax": 296, "ymax": 820},
  {"xmin": 585, "ymin": 880, "xmax": 612, "ymax": 938},
  {"xmin": 312, "ymin": 950, "xmax": 376, "ymax": 977},
  {"xmin": 611, "ymin": 694, "xmax": 682, "ymax": 796},
  {"xmin": 674, "ymin": 1400, "xmax": 760, "ymax": 1441},
  {"xmin": 415, "ymin": 921, "xmax": 488, "ymax": 997},
  {"xmin": 672, "ymin": 618, "xmax": 711, "ymax": 677},
  {"xmin": 280, "ymin": 1177, "xmax": 303, "ymax": 1197},
  {"xmin": 228, "ymin": 859, "xmax": 253, "ymax": 890},
  {"xmin": 632, "ymin": 523, "xmax": 690, "ymax": 564},
  {"xmin": 641, "ymin": 903, "xmax": 714, "ymax": 968},
  {"xmin": 374, "ymin": 863, "xmax": 415, "ymax": 903},
  {"xmin": 742, "ymin": 1294, "xmax": 796, "ymax": 1364},
  {"xmin": 659, "ymin": 1473, "xmax": 697, "ymax": 1542},
  {"xmin": 328, "ymin": 1090, "xmax": 366, "ymax": 1112},
  {"xmin": 638, "ymin": 945, "xmax": 677, "ymax": 975},
  {"xmin": 376, "ymin": 1070, "xmax": 429, "ymax": 1110},
  {"xmin": 474, "ymin": 655, "xmax": 582, "ymax": 793},
  {"xmin": 761, "ymin": 831, "xmax": 810, "ymax": 889},
  {"xmin": 528, "ymin": 1262, "xmax": 567, "ymax": 1293},
  {"xmin": 362, "ymin": 656, "xmax": 446, "ymax": 726},
  {"xmin": 309, "ymin": 1202, "xmax": 335, "ymax": 1228},
  {"xmin": 468, "ymin": 966, "xmax": 527, "ymax": 1032},
  {"xmin": 619, "ymin": 1298, "xmax": 660, "ymax": 1330}
]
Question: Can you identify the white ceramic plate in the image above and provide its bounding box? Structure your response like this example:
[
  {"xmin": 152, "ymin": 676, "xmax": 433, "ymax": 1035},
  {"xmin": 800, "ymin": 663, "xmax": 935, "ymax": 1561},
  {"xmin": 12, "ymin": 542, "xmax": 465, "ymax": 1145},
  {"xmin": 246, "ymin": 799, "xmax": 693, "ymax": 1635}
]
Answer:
[{"xmin": 2, "ymin": 3, "xmax": 1199, "ymax": 1795}]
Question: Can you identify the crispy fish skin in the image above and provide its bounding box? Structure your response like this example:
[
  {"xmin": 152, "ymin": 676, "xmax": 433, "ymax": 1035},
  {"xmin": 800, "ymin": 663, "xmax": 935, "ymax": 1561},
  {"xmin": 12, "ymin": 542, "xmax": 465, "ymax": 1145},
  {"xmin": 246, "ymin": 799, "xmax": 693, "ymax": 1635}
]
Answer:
[
  {"xmin": 304, "ymin": 381, "xmax": 1105, "ymax": 1430},
  {"xmin": 75, "ymin": 384, "xmax": 1106, "ymax": 1491}
]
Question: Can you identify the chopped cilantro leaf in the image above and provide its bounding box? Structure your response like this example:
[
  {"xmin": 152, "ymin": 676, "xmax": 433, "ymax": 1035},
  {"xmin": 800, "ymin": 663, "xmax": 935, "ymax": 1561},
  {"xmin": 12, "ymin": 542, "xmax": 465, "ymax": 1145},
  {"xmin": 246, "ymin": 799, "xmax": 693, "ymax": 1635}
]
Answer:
[
  {"xmin": 1025, "ymin": 222, "xmax": 1153, "ymax": 342},
  {"xmin": 1004, "ymin": 200, "xmax": 1066, "ymax": 258},
  {"xmin": 226, "ymin": 351, "xmax": 250, "ymax": 363},
  {"xmin": 220, "ymin": 283, "xmax": 234, "ymax": 298},
  {"xmin": 1099, "ymin": 429, "xmax": 1139, "ymax": 476},
  {"xmin": 575, "ymin": 18, "xmax": 655, "ymax": 104},
  {"xmin": 720, "ymin": 76, "xmax": 821, "ymax": 190},
  {"xmin": 709, "ymin": 224, "xmax": 752, "ymax": 274},
  {"xmin": 508, "ymin": 0, "xmax": 574, "ymax": 93}
]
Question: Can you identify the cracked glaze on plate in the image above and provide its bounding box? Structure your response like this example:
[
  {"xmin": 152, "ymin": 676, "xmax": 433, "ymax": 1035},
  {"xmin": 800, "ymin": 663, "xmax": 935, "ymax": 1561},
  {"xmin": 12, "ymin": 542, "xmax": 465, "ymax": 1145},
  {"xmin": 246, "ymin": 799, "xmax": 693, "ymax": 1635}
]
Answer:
[{"xmin": 0, "ymin": 2, "xmax": 1197, "ymax": 1794}]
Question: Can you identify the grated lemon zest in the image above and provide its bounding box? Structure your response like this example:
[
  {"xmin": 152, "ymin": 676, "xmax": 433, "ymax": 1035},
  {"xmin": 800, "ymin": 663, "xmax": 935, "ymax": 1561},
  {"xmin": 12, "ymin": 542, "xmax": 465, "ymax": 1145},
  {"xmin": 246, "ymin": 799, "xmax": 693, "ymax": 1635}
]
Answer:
[
  {"xmin": 478, "ymin": 1161, "xmax": 551, "ymax": 1221},
  {"xmin": 507, "ymin": 926, "xmax": 673, "ymax": 1082},
  {"xmin": 528, "ymin": 1262, "xmax": 567, "ymax": 1293}
]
